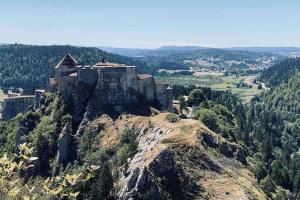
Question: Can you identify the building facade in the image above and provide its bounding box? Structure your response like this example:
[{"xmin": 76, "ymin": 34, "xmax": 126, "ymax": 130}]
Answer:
[
  {"xmin": 2, "ymin": 96, "xmax": 35, "ymax": 120},
  {"xmin": 55, "ymin": 54, "xmax": 173, "ymax": 111}
]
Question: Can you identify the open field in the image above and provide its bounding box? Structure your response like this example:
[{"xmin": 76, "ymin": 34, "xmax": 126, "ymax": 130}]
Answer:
[
  {"xmin": 155, "ymin": 75, "xmax": 262, "ymax": 103},
  {"xmin": 193, "ymin": 71, "xmax": 224, "ymax": 77}
]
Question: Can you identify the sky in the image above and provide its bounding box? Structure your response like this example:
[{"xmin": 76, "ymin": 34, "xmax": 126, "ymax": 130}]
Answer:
[{"xmin": 1, "ymin": 0, "xmax": 300, "ymax": 48}]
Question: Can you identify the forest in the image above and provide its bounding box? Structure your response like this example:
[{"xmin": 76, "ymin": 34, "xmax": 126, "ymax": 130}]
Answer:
[
  {"xmin": 259, "ymin": 57, "xmax": 300, "ymax": 87},
  {"xmin": 0, "ymin": 44, "xmax": 146, "ymax": 93}
]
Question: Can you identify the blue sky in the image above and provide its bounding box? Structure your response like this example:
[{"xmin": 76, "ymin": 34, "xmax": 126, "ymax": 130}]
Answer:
[{"xmin": 1, "ymin": 0, "xmax": 300, "ymax": 48}]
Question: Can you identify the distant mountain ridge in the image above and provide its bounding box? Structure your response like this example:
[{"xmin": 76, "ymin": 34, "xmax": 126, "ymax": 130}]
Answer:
[
  {"xmin": 100, "ymin": 45, "xmax": 300, "ymax": 57},
  {"xmin": 99, "ymin": 45, "xmax": 209, "ymax": 57},
  {"xmin": 225, "ymin": 47, "xmax": 300, "ymax": 54}
]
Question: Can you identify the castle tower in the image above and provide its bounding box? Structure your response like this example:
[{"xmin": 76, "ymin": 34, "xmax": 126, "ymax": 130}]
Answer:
[{"xmin": 55, "ymin": 54, "xmax": 80, "ymax": 99}]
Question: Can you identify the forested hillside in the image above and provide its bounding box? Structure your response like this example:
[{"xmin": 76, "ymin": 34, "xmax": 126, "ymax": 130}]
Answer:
[
  {"xmin": 0, "ymin": 44, "xmax": 145, "ymax": 93},
  {"xmin": 247, "ymin": 71, "xmax": 300, "ymax": 198},
  {"xmin": 259, "ymin": 57, "xmax": 300, "ymax": 87},
  {"xmin": 136, "ymin": 48, "xmax": 278, "ymax": 71}
]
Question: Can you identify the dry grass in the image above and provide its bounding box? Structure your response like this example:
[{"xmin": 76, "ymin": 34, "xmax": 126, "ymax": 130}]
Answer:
[{"xmin": 98, "ymin": 112, "xmax": 266, "ymax": 199}]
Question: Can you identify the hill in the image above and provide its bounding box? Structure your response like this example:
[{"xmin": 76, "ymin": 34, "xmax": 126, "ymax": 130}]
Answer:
[
  {"xmin": 247, "ymin": 73, "xmax": 300, "ymax": 197},
  {"xmin": 0, "ymin": 84, "xmax": 266, "ymax": 199},
  {"xmin": 259, "ymin": 57, "xmax": 300, "ymax": 87},
  {"xmin": 225, "ymin": 47, "xmax": 300, "ymax": 55},
  {"xmin": 99, "ymin": 45, "xmax": 209, "ymax": 57},
  {"xmin": 135, "ymin": 48, "xmax": 279, "ymax": 73},
  {"xmin": 0, "ymin": 44, "xmax": 144, "ymax": 93}
]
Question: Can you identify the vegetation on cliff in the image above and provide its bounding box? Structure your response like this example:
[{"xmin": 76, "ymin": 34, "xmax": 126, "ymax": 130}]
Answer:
[
  {"xmin": 247, "ymin": 72, "xmax": 300, "ymax": 197},
  {"xmin": 259, "ymin": 57, "xmax": 300, "ymax": 87},
  {"xmin": 0, "ymin": 83, "xmax": 262, "ymax": 199}
]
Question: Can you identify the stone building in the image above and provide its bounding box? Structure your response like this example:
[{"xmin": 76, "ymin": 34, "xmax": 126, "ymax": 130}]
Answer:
[
  {"xmin": 2, "ymin": 96, "xmax": 35, "ymax": 120},
  {"xmin": 55, "ymin": 54, "xmax": 173, "ymax": 111}
]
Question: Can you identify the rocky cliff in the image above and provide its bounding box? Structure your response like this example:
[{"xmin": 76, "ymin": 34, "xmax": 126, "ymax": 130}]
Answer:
[
  {"xmin": 12, "ymin": 92, "xmax": 266, "ymax": 199},
  {"xmin": 83, "ymin": 112, "xmax": 266, "ymax": 199}
]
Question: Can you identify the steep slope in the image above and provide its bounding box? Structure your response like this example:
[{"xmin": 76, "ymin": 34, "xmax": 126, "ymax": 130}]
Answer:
[
  {"xmin": 0, "ymin": 88, "xmax": 266, "ymax": 199},
  {"xmin": 91, "ymin": 113, "xmax": 266, "ymax": 199},
  {"xmin": 247, "ymin": 73, "xmax": 300, "ymax": 197},
  {"xmin": 259, "ymin": 57, "xmax": 300, "ymax": 87},
  {"xmin": 258, "ymin": 73, "xmax": 300, "ymax": 121}
]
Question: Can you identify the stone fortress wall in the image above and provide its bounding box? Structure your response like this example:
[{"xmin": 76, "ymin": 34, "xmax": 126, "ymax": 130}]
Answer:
[
  {"xmin": 2, "ymin": 96, "xmax": 35, "ymax": 120},
  {"xmin": 1, "ymin": 90, "xmax": 45, "ymax": 120},
  {"xmin": 56, "ymin": 54, "xmax": 173, "ymax": 111}
]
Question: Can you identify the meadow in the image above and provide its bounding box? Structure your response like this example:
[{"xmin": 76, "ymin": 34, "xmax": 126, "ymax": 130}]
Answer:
[{"xmin": 155, "ymin": 75, "xmax": 261, "ymax": 103}]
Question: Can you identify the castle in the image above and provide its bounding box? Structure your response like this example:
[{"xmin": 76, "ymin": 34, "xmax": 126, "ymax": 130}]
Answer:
[
  {"xmin": 55, "ymin": 54, "xmax": 173, "ymax": 111},
  {"xmin": 0, "ymin": 54, "xmax": 173, "ymax": 120}
]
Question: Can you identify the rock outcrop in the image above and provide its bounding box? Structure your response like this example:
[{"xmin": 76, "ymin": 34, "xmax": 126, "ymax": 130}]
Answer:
[
  {"xmin": 56, "ymin": 122, "xmax": 73, "ymax": 164},
  {"xmin": 103, "ymin": 113, "xmax": 267, "ymax": 200}
]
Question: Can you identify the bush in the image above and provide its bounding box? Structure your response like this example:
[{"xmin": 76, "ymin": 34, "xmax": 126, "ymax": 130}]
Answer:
[
  {"xmin": 188, "ymin": 89, "xmax": 206, "ymax": 106},
  {"xmin": 117, "ymin": 129, "xmax": 138, "ymax": 166},
  {"xmin": 272, "ymin": 186, "xmax": 293, "ymax": 200},
  {"xmin": 194, "ymin": 102, "xmax": 238, "ymax": 141},
  {"xmin": 260, "ymin": 176, "xmax": 275, "ymax": 196},
  {"xmin": 77, "ymin": 120, "xmax": 103, "ymax": 162},
  {"xmin": 194, "ymin": 108, "xmax": 218, "ymax": 131},
  {"xmin": 89, "ymin": 162, "xmax": 113, "ymax": 200}
]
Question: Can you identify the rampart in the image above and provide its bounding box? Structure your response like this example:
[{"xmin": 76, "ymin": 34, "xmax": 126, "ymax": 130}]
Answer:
[{"xmin": 2, "ymin": 96, "xmax": 35, "ymax": 120}]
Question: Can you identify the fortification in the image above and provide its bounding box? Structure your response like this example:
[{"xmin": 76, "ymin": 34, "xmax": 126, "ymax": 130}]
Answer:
[
  {"xmin": 2, "ymin": 96, "xmax": 35, "ymax": 120},
  {"xmin": 54, "ymin": 54, "xmax": 173, "ymax": 112}
]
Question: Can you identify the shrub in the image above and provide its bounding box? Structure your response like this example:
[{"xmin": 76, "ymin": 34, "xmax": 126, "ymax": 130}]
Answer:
[{"xmin": 117, "ymin": 129, "xmax": 138, "ymax": 166}]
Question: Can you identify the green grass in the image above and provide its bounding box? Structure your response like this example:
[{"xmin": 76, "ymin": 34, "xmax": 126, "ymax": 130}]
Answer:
[{"xmin": 155, "ymin": 75, "xmax": 260, "ymax": 103}]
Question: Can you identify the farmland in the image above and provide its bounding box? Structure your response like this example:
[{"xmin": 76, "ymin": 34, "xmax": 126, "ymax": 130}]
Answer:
[{"xmin": 155, "ymin": 74, "xmax": 263, "ymax": 103}]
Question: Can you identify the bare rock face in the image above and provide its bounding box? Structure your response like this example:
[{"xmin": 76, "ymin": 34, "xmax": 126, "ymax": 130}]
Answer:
[
  {"xmin": 201, "ymin": 132, "xmax": 247, "ymax": 164},
  {"xmin": 71, "ymin": 81, "xmax": 97, "ymax": 123},
  {"xmin": 114, "ymin": 114, "xmax": 265, "ymax": 200},
  {"xmin": 119, "ymin": 149, "xmax": 195, "ymax": 200},
  {"xmin": 56, "ymin": 122, "xmax": 72, "ymax": 164}
]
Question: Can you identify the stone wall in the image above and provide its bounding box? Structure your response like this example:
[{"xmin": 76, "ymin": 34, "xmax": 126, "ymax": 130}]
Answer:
[
  {"xmin": 126, "ymin": 67, "xmax": 139, "ymax": 91},
  {"xmin": 34, "ymin": 90, "xmax": 45, "ymax": 110},
  {"xmin": 138, "ymin": 77, "xmax": 155, "ymax": 101},
  {"xmin": 54, "ymin": 56, "xmax": 173, "ymax": 113},
  {"xmin": 96, "ymin": 67, "xmax": 135, "ymax": 105},
  {"xmin": 155, "ymin": 83, "xmax": 173, "ymax": 111},
  {"xmin": 2, "ymin": 96, "xmax": 35, "ymax": 120},
  {"xmin": 78, "ymin": 67, "xmax": 98, "ymax": 85},
  {"xmin": 56, "ymin": 67, "xmax": 77, "ymax": 98}
]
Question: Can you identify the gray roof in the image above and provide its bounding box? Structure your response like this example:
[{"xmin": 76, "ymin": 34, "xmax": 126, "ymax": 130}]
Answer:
[{"xmin": 55, "ymin": 53, "xmax": 80, "ymax": 68}]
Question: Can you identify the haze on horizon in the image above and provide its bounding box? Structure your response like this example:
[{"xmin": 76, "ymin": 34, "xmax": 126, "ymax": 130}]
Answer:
[{"xmin": 1, "ymin": 0, "xmax": 300, "ymax": 48}]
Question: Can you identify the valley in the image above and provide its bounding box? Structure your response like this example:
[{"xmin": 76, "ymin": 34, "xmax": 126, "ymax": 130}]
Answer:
[{"xmin": 156, "ymin": 74, "xmax": 265, "ymax": 103}]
